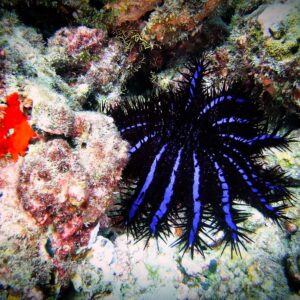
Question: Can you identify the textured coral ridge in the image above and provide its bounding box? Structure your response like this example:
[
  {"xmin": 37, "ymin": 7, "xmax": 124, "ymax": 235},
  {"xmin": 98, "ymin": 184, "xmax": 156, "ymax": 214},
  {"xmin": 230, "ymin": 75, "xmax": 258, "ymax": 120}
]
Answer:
[
  {"xmin": 110, "ymin": 57, "xmax": 297, "ymax": 257},
  {"xmin": 0, "ymin": 92, "xmax": 36, "ymax": 161}
]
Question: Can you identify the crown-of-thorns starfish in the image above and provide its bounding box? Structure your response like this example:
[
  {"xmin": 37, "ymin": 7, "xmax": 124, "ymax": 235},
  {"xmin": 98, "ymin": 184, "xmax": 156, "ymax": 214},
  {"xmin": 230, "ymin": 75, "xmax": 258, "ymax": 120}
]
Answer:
[{"xmin": 109, "ymin": 56, "xmax": 297, "ymax": 257}]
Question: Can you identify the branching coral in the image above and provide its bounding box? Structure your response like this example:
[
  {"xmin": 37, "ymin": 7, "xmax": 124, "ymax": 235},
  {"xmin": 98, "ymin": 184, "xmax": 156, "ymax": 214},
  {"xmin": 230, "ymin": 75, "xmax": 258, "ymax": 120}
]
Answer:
[{"xmin": 0, "ymin": 92, "xmax": 36, "ymax": 161}]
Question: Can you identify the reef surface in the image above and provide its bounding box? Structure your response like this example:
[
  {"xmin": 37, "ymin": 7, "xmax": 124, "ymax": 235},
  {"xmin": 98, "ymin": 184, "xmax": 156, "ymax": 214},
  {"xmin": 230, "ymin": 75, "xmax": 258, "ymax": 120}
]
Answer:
[{"xmin": 0, "ymin": 0, "xmax": 299, "ymax": 299}]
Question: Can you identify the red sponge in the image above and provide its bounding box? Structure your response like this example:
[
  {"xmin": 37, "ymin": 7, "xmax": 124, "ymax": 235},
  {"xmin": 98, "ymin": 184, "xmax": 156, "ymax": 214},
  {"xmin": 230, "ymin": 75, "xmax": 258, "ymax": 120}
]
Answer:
[{"xmin": 0, "ymin": 92, "xmax": 36, "ymax": 161}]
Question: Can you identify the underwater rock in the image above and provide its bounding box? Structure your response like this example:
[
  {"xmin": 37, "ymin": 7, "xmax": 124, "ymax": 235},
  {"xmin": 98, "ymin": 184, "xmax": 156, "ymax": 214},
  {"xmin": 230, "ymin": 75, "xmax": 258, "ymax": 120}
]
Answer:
[
  {"xmin": 105, "ymin": 0, "xmax": 163, "ymax": 26},
  {"xmin": 284, "ymin": 222, "xmax": 298, "ymax": 234},
  {"xmin": 0, "ymin": 160, "xmax": 54, "ymax": 297},
  {"xmin": 71, "ymin": 236, "xmax": 117, "ymax": 297},
  {"xmin": 141, "ymin": 0, "xmax": 225, "ymax": 47},
  {"xmin": 51, "ymin": 26, "xmax": 107, "ymax": 56},
  {"xmin": 0, "ymin": 14, "xmax": 132, "ymax": 110},
  {"xmin": 257, "ymin": 0, "xmax": 298, "ymax": 38},
  {"xmin": 218, "ymin": 0, "xmax": 300, "ymax": 110},
  {"xmin": 0, "ymin": 13, "xmax": 78, "ymax": 107},
  {"xmin": 17, "ymin": 110, "xmax": 128, "ymax": 258},
  {"xmin": 257, "ymin": 0, "xmax": 300, "ymax": 61},
  {"xmin": 48, "ymin": 25, "xmax": 132, "ymax": 107}
]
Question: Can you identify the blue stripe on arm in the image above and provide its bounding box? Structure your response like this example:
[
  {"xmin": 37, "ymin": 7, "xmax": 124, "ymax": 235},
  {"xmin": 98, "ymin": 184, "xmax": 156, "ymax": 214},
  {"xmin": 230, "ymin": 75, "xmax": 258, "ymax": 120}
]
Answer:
[
  {"xmin": 128, "ymin": 144, "xmax": 168, "ymax": 222},
  {"xmin": 211, "ymin": 157, "xmax": 238, "ymax": 240},
  {"xmin": 223, "ymin": 143, "xmax": 281, "ymax": 191},
  {"xmin": 219, "ymin": 134, "xmax": 250, "ymax": 144},
  {"xmin": 150, "ymin": 147, "xmax": 183, "ymax": 234},
  {"xmin": 199, "ymin": 95, "xmax": 234, "ymax": 117},
  {"xmin": 185, "ymin": 65, "xmax": 202, "ymax": 110},
  {"xmin": 188, "ymin": 152, "xmax": 202, "ymax": 246},
  {"xmin": 223, "ymin": 154, "xmax": 277, "ymax": 214},
  {"xmin": 247, "ymin": 134, "xmax": 284, "ymax": 145},
  {"xmin": 128, "ymin": 132, "xmax": 157, "ymax": 156},
  {"xmin": 212, "ymin": 117, "xmax": 249, "ymax": 127},
  {"xmin": 120, "ymin": 122, "xmax": 147, "ymax": 133},
  {"xmin": 220, "ymin": 134, "xmax": 285, "ymax": 146}
]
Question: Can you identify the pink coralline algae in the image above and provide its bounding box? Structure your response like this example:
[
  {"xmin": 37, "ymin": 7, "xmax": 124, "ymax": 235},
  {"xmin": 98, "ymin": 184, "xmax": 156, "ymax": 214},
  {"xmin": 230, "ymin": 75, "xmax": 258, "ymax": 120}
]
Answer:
[
  {"xmin": 17, "ymin": 111, "xmax": 128, "ymax": 259},
  {"xmin": 50, "ymin": 26, "xmax": 107, "ymax": 56},
  {"xmin": 48, "ymin": 26, "xmax": 130, "ymax": 103}
]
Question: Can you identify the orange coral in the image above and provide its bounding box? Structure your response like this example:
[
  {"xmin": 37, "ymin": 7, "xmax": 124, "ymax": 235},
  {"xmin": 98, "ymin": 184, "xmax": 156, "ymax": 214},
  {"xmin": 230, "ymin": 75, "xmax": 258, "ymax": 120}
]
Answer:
[
  {"xmin": 260, "ymin": 75, "xmax": 276, "ymax": 96},
  {"xmin": 195, "ymin": 0, "xmax": 225, "ymax": 23},
  {"xmin": 0, "ymin": 92, "xmax": 36, "ymax": 161}
]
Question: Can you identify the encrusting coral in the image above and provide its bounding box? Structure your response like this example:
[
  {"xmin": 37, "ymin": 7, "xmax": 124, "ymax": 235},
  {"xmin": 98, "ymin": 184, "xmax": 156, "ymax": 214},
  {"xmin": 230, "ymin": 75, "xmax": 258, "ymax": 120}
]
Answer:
[
  {"xmin": 49, "ymin": 26, "xmax": 107, "ymax": 57},
  {"xmin": 17, "ymin": 89, "xmax": 128, "ymax": 258},
  {"xmin": 140, "ymin": 0, "xmax": 225, "ymax": 46},
  {"xmin": 105, "ymin": 0, "xmax": 163, "ymax": 26},
  {"xmin": 48, "ymin": 25, "xmax": 134, "ymax": 107}
]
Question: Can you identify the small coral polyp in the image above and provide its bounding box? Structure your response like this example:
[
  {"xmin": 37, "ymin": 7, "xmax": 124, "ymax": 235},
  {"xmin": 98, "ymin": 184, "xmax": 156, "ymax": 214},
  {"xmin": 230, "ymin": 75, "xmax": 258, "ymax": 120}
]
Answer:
[{"xmin": 0, "ymin": 92, "xmax": 36, "ymax": 161}]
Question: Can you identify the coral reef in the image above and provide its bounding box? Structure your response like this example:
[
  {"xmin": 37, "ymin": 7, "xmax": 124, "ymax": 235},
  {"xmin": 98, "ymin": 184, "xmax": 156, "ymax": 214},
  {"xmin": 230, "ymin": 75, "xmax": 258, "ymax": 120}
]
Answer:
[
  {"xmin": 51, "ymin": 26, "xmax": 107, "ymax": 56},
  {"xmin": 221, "ymin": 0, "xmax": 300, "ymax": 109},
  {"xmin": 0, "ymin": 160, "xmax": 54, "ymax": 299},
  {"xmin": 47, "ymin": 25, "xmax": 134, "ymax": 107},
  {"xmin": 18, "ymin": 86, "xmax": 128, "ymax": 258},
  {"xmin": 0, "ymin": 9, "xmax": 129, "ymax": 296},
  {"xmin": 0, "ymin": 0, "xmax": 299, "ymax": 298},
  {"xmin": 257, "ymin": 0, "xmax": 300, "ymax": 61},
  {"xmin": 0, "ymin": 13, "xmax": 134, "ymax": 110},
  {"xmin": 141, "ymin": 0, "xmax": 226, "ymax": 46}
]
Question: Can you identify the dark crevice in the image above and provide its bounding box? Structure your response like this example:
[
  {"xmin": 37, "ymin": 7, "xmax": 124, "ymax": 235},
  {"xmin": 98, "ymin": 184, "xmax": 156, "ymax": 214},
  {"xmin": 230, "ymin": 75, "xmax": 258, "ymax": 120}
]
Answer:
[
  {"xmin": 221, "ymin": 6, "xmax": 235, "ymax": 25},
  {"xmin": 124, "ymin": 68, "xmax": 154, "ymax": 96},
  {"xmin": 140, "ymin": 9, "xmax": 155, "ymax": 22},
  {"xmin": 290, "ymin": 45, "xmax": 299, "ymax": 55},
  {"xmin": 89, "ymin": 0, "xmax": 106, "ymax": 11},
  {"xmin": 82, "ymin": 93, "xmax": 100, "ymax": 111},
  {"xmin": 32, "ymin": 129, "xmax": 77, "ymax": 149},
  {"xmin": 283, "ymin": 255, "xmax": 300, "ymax": 293},
  {"xmin": 5, "ymin": 5, "xmax": 73, "ymax": 40},
  {"xmin": 57, "ymin": 281, "xmax": 77, "ymax": 300}
]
